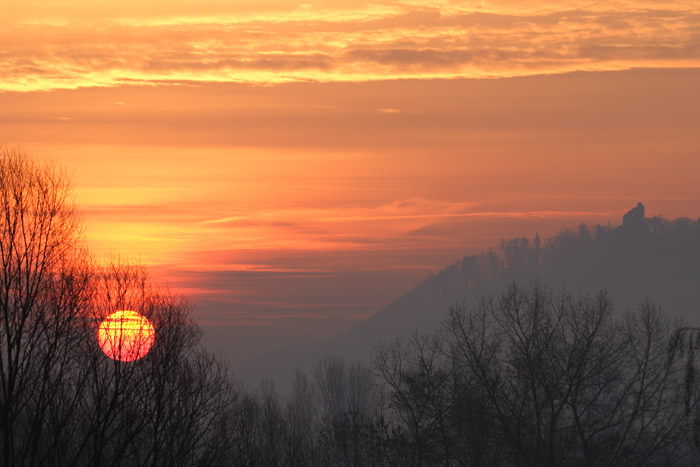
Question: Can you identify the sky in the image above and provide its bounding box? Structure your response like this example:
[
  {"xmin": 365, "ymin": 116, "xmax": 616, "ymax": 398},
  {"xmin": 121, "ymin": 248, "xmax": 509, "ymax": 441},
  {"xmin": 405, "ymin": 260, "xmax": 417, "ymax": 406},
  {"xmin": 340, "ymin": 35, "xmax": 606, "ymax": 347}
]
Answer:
[{"xmin": 2, "ymin": 0, "xmax": 699, "ymax": 364}]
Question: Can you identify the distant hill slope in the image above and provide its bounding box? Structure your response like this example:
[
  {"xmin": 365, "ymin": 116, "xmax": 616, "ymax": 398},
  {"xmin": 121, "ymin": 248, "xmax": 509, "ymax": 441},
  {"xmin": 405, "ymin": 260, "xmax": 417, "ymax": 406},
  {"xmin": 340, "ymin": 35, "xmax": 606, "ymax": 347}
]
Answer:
[{"xmin": 240, "ymin": 204, "xmax": 700, "ymax": 388}]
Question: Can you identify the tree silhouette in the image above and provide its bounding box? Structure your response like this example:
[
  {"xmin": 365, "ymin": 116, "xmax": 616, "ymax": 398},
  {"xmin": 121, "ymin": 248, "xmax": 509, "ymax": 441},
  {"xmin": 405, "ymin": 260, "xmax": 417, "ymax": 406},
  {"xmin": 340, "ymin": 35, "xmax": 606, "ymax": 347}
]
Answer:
[
  {"xmin": 0, "ymin": 148, "xmax": 236, "ymax": 467},
  {"xmin": 4, "ymin": 147, "xmax": 699, "ymax": 466},
  {"xmin": 0, "ymin": 148, "xmax": 89, "ymax": 466},
  {"xmin": 445, "ymin": 284, "xmax": 690, "ymax": 466},
  {"xmin": 669, "ymin": 327, "xmax": 700, "ymax": 461}
]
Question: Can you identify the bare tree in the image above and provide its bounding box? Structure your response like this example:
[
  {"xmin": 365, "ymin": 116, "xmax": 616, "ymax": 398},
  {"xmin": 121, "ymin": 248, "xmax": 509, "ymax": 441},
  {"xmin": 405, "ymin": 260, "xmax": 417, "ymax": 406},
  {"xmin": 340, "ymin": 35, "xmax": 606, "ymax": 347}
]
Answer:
[
  {"xmin": 374, "ymin": 332, "xmax": 458, "ymax": 467},
  {"xmin": 0, "ymin": 148, "xmax": 237, "ymax": 467},
  {"xmin": 72, "ymin": 260, "xmax": 236, "ymax": 467},
  {"xmin": 669, "ymin": 327, "xmax": 700, "ymax": 462},
  {"xmin": 285, "ymin": 369, "xmax": 316, "ymax": 466},
  {"xmin": 315, "ymin": 355, "xmax": 377, "ymax": 467},
  {"xmin": 447, "ymin": 283, "xmax": 689, "ymax": 466},
  {"xmin": 0, "ymin": 148, "xmax": 91, "ymax": 467}
]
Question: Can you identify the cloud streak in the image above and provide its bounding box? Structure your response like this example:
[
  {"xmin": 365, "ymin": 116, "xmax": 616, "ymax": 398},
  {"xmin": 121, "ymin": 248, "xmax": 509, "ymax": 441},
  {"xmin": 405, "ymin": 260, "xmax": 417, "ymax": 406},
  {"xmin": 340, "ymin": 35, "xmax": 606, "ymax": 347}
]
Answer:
[{"xmin": 2, "ymin": 0, "xmax": 699, "ymax": 91}]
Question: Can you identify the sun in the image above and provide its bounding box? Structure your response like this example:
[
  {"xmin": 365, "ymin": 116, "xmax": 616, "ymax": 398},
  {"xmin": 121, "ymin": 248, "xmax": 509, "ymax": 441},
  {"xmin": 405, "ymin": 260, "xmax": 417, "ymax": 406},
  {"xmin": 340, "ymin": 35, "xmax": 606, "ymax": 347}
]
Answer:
[{"xmin": 98, "ymin": 310, "xmax": 156, "ymax": 362}]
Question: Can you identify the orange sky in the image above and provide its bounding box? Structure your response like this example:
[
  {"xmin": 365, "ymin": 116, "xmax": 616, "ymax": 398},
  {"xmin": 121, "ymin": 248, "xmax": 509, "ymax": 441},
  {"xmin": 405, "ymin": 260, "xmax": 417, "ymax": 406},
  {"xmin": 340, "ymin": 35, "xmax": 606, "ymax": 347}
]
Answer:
[
  {"xmin": 3, "ymin": 0, "xmax": 699, "ymax": 91},
  {"xmin": 2, "ymin": 0, "xmax": 699, "ymax": 362}
]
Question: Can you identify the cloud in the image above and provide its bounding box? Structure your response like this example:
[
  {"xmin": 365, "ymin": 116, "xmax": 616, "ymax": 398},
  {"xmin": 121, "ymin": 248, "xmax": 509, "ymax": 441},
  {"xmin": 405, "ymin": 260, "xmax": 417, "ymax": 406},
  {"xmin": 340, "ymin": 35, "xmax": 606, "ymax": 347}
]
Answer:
[
  {"xmin": 6, "ymin": 66, "xmax": 699, "ymax": 335},
  {"xmin": 2, "ymin": 1, "xmax": 699, "ymax": 91}
]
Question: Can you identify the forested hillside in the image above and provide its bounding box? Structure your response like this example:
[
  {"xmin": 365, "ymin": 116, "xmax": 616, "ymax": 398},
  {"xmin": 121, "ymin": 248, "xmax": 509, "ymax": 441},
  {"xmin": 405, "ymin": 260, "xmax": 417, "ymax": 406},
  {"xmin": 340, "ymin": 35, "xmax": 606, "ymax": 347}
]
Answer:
[
  {"xmin": 4, "ymin": 148, "xmax": 700, "ymax": 466},
  {"xmin": 243, "ymin": 204, "xmax": 700, "ymax": 384}
]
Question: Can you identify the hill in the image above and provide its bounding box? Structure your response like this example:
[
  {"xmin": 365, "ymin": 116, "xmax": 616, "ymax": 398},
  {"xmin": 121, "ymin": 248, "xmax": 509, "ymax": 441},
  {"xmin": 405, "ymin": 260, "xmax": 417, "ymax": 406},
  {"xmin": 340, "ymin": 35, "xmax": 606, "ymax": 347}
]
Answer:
[{"xmin": 239, "ymin": 203, "xmax": 700, "ymax": 387}]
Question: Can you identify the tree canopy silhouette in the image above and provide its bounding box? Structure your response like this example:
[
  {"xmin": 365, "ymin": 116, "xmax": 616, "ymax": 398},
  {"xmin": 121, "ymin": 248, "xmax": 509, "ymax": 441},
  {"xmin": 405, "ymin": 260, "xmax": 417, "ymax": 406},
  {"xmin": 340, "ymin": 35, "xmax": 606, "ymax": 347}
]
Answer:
[
  {"xmin": 3, "ymin": 147, "xmax": 699, "ymax": 466},
  {"xmin": 0, "ymin": 148, "xmax": 236, "ymax": 467}
]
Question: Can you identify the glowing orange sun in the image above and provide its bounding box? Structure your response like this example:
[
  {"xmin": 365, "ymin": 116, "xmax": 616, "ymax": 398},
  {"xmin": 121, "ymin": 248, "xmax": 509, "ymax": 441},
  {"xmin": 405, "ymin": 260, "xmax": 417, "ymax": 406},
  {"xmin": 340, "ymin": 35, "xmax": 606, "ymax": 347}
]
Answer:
[{"xmin": 98, "ymin": 310, "xmax": 155, "ymax": 361}]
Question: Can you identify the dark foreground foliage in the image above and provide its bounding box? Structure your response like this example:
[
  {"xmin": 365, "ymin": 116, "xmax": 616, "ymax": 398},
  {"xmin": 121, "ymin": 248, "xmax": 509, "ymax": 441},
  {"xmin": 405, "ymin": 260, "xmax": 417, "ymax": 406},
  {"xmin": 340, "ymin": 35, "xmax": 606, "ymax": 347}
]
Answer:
[
  {"xmin": 220, "ymin": 284, "xmax": 700, "ymax": 467},
  {"xmin": 2, "ymin": 148, "xmax": 699, "ymax": 466},
  {"xmin": 0, "ymin": 150, "xmax": 235, "ymax": 466}
]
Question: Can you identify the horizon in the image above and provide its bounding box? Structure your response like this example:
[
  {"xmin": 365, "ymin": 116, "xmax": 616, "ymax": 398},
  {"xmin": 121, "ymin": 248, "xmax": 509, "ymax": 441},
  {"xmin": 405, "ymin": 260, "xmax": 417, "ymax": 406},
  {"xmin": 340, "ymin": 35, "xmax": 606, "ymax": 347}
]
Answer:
[
  {"xmin": 2, "ymin": 0, "xmax": 700, "ymax": 367},
  {"xmin": 3, "ymin": 2, "xmax": 700, "ymax": 463}
]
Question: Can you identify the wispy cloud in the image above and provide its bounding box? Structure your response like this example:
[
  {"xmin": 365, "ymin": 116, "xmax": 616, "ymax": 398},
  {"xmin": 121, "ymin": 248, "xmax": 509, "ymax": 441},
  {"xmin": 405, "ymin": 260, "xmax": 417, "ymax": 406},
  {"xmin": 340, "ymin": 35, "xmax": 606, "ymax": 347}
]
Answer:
[{"xmin": 2, "ymin": 0, "xmax": 698, "ymax": 91}]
